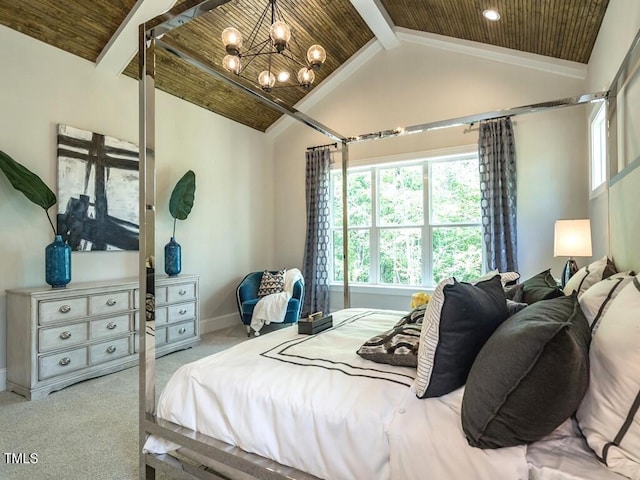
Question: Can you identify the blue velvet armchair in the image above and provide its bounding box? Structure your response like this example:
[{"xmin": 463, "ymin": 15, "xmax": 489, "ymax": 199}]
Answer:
[{"xmin": 236, "ymin": 271, "xmax": 305, "ymax": 336}]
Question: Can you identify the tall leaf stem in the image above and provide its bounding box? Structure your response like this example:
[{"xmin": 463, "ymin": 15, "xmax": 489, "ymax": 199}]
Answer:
[
  {"xmin": 172, "ymin": 218, "xmax": 177, "ymax": 238},
  {"xmin": 46, "ymin": 210, "xmax": 57, "ymax": 236}
]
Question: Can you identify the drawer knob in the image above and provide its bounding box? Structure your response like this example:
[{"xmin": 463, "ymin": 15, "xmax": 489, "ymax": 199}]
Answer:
[
  {"xmin": 59, "ymin": 357, "xmax": 71, "ymax": 366},
  {"xmin": 106, "ymin": 298, "xmax": 117, "ymax": 306},
  {"xmin": 179, "ymin": 289, "xmax": 187, "ymax": 295},
  {"xmin": 179, "ymin": 309, "xmax": 187, "ymax": 315},
  {"xmin": 106, "ymin": 322, "xmax": 117, "ymax": 330},
  {"xmin": 59, "ymin": 305, "xmax": 71, "ymax": 314},
  {"xmin": 106, "ymin": 345, "xmax": 117, "ymax": 354},
  {"xmin": 178, "ymin": 327, "xmax": 186, "ymax": 334},
  {"xmin": 59, "ymin": 331, "xmax": 72, "ymax": 340}
]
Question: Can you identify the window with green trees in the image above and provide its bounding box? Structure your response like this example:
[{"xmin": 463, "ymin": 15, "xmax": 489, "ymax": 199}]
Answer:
[{"xmin": 330, "ymin": 153, "xmax": 483, "ymax": 286}]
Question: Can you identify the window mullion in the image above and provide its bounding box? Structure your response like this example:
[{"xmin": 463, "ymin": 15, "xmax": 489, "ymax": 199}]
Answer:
[
  {"xmin": 370, "ymin": 167, "xmax": 379, "ymax": 284},
  {"xmin": 423, "ymin": 162, "xmax": 432, "ymax": 286}
]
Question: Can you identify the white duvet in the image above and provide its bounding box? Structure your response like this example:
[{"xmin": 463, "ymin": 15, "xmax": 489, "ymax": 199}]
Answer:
[{"xmin": 144, "ymin": 308, "xmax": 528, "ymax": 480}]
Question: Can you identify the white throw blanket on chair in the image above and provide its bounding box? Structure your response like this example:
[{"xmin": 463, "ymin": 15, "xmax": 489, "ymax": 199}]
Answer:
[{"xmin": 250, "ymin": 268, "xmax": 303, "ymax": 335}]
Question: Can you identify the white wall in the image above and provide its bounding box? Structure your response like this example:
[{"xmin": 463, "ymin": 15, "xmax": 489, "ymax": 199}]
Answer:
[
  {"xmin": 586, "ymin": 0, "xmax": 640, "ymax": 263},
  {"xmin": 273, "ymin": 39, "xmax": 589, "ymax": 310},
  {"xmin": 0, "ymin": 25, "xmax": 275, "ymax": 377}
]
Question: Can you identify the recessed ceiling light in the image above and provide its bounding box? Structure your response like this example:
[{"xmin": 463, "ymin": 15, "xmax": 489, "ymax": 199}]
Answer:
[{"xmin": 483, "ymin": 9, "xmax": 501, "ymax": 21}]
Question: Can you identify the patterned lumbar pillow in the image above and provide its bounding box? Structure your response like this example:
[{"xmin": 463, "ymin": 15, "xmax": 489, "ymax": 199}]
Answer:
[
  {"xmin": 576, "ymin": 275, "xmax": 640, "ymax": 479},
  {"xmin": 413, "ymin": 275, "xmax": 509, "ymax": 398},
  {"xmin": 357, "ymin": 323, "xmax": 421, "ymax": 367},
  {"xmin": 394, "ymin": 303, "xmax": 428, "ymax": 327},
  {"xmin": 563, "ymin": 256, "xmax": 617, "ymax": 297},
  {"xmin": 257, "ymin": 269, "xmax": 286, "ymax": 297}
]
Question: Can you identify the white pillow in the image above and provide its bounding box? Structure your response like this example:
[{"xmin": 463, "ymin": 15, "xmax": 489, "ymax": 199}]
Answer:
[
  {"xmin": 576, "ymin": 275, "xmax": 640, "ymax": 479},
  {"xmin": 578, "ymin": 272, "xmax": 635, "ymax": 331},
  {"xmin": 563, "ymin": 256, "xmax": 616, "ymax": 297}
]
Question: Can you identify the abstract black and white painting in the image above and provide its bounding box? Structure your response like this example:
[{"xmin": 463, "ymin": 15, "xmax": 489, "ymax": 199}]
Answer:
[{"xmin": 56, "ymin": 124, "xmax": 139, "ymax": 251}]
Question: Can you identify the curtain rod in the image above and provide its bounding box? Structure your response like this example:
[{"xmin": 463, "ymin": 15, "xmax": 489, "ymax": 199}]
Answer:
[
  {"xmin": 346, "ymin": 91, "xmax": 608, "ymax": 144},
  {"xmin": 306, "ymin": 142, "xmax": 338, "ymax": 151}
]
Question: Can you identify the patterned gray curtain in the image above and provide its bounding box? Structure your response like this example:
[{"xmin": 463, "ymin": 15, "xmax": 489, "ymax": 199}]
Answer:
[
  {"xmin": 302, "ymin": 148, "xmax": 331, "ymax": 316},
  {"xmin": 478, "ymin": 117, "xmax": 518, "ymax": 272}
]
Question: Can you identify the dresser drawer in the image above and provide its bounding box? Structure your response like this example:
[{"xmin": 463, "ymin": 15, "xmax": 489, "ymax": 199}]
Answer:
[
  {"xmin": 39, "ymin": 322, "xmax": 89, "ymax": 352},
  {"xmin": 135, "ymin": 307, "xmax": 168, "ymax": 329},
  {"xmin": 39, "ymin": 297, "xmax": 87, "ymax": 325},
  {"xmin": 167, "ymin": 303, "xmax": 196, "ymax": 324},
  {"xmin": 90, "ymin": 314, "xmax": 131, "ymax": 340},
  {"xmin": 167, "ymin": 321, "xmax": 196, "ymax": 343},
  {"xmin": 167, "ymin": 282, "xmax": 196, "ymax": 303},
  {"xmin": 134, "ymin": 327, "xmax": 167, "ymax": 352},
  {"xmin": 134, "ymin": 287, "xmax": 167, "ymax": 308},
  {"xmin": 156, "ymin": 327, "xmax": 168, "ymax": 345},
  {"xmin": 90, "ymin": 336, "xmax": 132, "ymax": 365},
  {"xmin": 89, "ymin": 291, "xmax": 130, "ymax": 316},
  {"xmin": 39, "ymin": 347, "xmax": 88, "ymax": 380}
]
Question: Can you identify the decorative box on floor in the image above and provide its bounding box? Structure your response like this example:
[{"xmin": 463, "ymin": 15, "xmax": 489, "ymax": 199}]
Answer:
[{"xmin": 298, "ymin": 312, "xmax": 333, "ymax": 335}]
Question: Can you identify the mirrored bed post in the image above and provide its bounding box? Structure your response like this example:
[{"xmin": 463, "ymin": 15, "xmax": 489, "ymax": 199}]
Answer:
[
  {"xmin": 138, "ymin": 22, "xmax": 157, "ymax": 480},
  {"xmin": 341, "ymin": 140, "xmax": 350, "ymax": 309}
]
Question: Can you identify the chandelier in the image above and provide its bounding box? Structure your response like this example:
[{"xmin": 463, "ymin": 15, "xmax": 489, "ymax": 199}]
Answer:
[{"xmin": 221, "ymin": 0, "xmax": 327, "ymax": 92}]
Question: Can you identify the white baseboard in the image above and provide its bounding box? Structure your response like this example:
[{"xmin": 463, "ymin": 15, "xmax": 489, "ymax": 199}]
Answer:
[
  {"xmin": 0, "ymin": 368, "xmax": 6, "ymax": 392},
  {"xmin": 200, "ymin": 313, "xmax": 240, "ymax": 334}
]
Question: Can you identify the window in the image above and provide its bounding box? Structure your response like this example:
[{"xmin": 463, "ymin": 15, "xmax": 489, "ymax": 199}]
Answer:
[
  {"xmin": 330, "ymin": 153, "xmax": 483, "ymax": 287},
  {"xmin": 590, "ymin": 102, "xmax": 607, "ymax": 192}
]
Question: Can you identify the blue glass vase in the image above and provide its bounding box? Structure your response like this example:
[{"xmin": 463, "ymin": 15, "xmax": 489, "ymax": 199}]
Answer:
[
  {"xmin": 45, "ymin": 235, "xmax": 71, "ymax": 288},
  {"xmin": 164, "ymin": 237, "xmax": 182, "ymax": 276}
]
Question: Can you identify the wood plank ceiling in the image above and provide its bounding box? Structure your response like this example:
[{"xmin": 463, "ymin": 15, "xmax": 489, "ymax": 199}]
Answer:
[
  {"xmin": 0, "ymin": 0, "xmax": 609, "ymax": 132},
  {"xmin": 380, "ymin": 0, "xmax": 609, "ymax": 63}
]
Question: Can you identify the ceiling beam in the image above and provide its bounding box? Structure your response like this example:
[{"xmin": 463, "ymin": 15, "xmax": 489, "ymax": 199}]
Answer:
[
  {"xmin": 349, "ymin": 0, "xmax": 400, "ymax": 50},
  {"xmin": 157, "ymin": 37, "xmax": 348, "ymax": 142},
  {"xmin": 96, "ymin": 0, "xmax": 177, "ymax": 76}
]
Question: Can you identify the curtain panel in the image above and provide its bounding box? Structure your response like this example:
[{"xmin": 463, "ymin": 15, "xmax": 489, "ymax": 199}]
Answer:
[
  {"xmin": 478, "ymin": 117, "xmax": 518, "ymax": 272},
  {"xmin": 302, "ymin": 148, "xmax": 331, "ymax": 316}
]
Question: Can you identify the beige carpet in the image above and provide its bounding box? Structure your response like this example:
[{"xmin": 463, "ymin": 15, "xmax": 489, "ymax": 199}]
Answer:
[{"xmin": 0, "ymin": 324, "xmax": 251, "ymax": 480}]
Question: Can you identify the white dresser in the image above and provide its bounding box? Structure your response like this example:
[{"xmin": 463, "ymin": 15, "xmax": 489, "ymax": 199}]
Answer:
[{"xmin": 6, "ymin": 274, "xmax": 199, "ymax": 400}]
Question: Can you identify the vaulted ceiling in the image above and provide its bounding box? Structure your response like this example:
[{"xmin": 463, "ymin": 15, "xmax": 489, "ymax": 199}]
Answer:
[{"xmin": 0, "ymin": 0, "xmax": 610, "ymax": 132}]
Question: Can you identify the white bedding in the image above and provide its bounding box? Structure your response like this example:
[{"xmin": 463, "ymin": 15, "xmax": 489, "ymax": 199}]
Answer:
[
  {"xmin": 144, "ymin": 308, "xmax": 528, "ymax": 480},
  {"xmin": 526, "ymin": 419, "xmax": 627, "ymax": 480}
]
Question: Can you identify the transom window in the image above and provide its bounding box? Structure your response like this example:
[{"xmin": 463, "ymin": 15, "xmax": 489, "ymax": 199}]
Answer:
[{"xmin": 330, "ymin": 152, "xmax": 483, "ymax": 287}]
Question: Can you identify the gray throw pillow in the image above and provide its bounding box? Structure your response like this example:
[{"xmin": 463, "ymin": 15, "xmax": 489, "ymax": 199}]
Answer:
[
  {"xmin": 461, "ymin": 293, "xmax": 591, "ymax": 449},
  {"xmin": 522, "ymin": 269, "xmax": 563, "ymax": 305},
  {"xmin": 506, "ymin": 299, "xmax": 527, "ymax": 316},
  {"xmin": 504, "ymin": 283, "xmax": 524, "ymax": 302}
]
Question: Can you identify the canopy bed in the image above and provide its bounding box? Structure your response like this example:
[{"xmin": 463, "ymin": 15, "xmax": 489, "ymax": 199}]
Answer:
[{"xmin": 138, "ymin": 2, "xmax": 640, "ymax": 479}]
